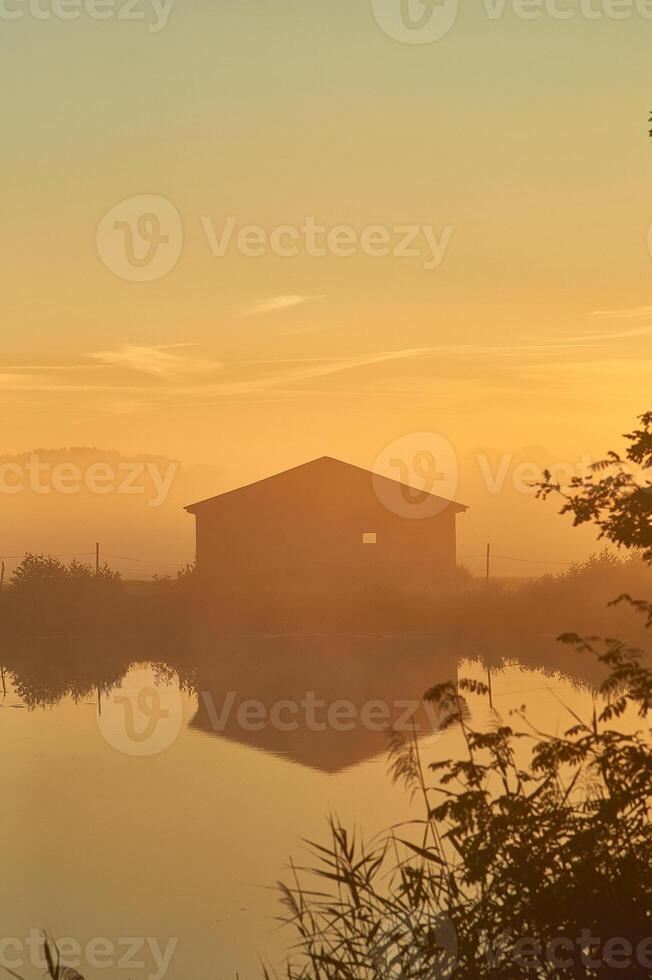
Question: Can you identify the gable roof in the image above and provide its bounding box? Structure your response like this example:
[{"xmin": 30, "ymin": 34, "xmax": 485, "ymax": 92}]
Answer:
[{"xmin": 185, "ymin": 455, "xmax": 467, "ymax": 514}]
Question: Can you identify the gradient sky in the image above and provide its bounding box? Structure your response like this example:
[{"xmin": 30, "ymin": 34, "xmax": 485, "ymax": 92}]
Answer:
[{"xmin": 1, "ymin": 0, "xmax": 650, "ymax": 567}]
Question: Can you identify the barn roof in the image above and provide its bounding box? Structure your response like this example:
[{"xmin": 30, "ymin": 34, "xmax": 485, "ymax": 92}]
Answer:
[{"xmin": 185, "ymin": 455, "xmax": 468, "ymax": 514}]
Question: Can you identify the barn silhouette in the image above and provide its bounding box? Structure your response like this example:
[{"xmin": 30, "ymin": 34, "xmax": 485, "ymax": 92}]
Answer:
[{"xmin": 185, "ymin": 457, "xmax": 467, "ymax": 623}]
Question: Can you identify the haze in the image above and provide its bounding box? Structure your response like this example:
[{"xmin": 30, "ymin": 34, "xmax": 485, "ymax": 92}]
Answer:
[{"xmin": 1, "ymin": 1, "xmax": 649, "ymax": 574}]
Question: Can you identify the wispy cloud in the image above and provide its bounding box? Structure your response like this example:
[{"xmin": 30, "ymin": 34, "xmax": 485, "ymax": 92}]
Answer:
[
  {"xmin": 0, "ymin": 341, "xmax": 614, "ymax": 409},
  {"xmin": 559, "ymin": 304, "xmax": 652, "ymax": 342},
  {"xmin": 523, "ymin": 357, "xmax": 652, "ymax": 381},
  {"xmin": 87, "ymin": 344, "xmax": 223, "ymax": 379},
  {"xmin": 562, "ymin": 325, "xmax": 652, "ymax": 342},
  {"xmin": 589, "ymin": 305, "xmax": 652, "ymax": 319},
  {"xmin": 236, "ymin": 342, "xmax": 601, "ymax": 368},
  {"xmin": 244, "ymin": 295, "xmax": 325, "ymax": 317},
  {"xmin": 0, "ymin": 363, "xmax": 107, "ymax": 372}
]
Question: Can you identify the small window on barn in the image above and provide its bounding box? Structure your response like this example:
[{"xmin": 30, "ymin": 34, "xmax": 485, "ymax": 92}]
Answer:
[{"xmin": 362, "ymin": 532, "xmax": 377, "ymax": 545}]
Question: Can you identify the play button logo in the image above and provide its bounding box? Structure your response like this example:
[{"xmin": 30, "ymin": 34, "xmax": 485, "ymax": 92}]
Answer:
[{"xmin": 372, "ymin": 0, "xmax": 459, "ymax": 43}]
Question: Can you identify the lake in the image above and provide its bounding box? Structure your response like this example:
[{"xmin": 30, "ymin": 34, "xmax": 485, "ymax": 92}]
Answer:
[{"xmin": 0, "ymin": 633, "xmax": 615, "ymax": 979}]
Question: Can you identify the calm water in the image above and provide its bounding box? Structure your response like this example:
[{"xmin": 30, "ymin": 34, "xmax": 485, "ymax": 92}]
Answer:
[{"xmin": 0, "ymin": 634, "xmax": 614, "ymax": 979}]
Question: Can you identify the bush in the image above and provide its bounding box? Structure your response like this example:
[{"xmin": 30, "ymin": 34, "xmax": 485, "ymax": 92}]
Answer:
[{"xmin": 273, "ymin": 410, "xmax": 652, "ymax": 979}]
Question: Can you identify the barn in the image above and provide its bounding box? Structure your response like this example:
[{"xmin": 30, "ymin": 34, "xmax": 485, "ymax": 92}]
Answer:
[{"xmin": 184, "ymin": 457, "xmax": 467, "ymax": 605}]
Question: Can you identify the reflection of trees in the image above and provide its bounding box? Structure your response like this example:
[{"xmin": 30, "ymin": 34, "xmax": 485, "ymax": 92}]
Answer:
[
  {"xmin": 5, "ymin": 635, "xmax": 132, "ymax": 708},
  {"xmin": 0, "ymin": 554, "xmax": 193, "ymax": 707},
  {"xmin": 3, "ymin": 556, "xmax": 649, "ymax": 719}
]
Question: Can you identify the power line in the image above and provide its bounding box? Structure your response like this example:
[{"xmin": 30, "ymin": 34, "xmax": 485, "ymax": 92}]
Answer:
[
  {"xmin": 0, "ymin": 552, "xmax": 187, "ymax": 564},
  {"xmin": 0, "ymin": 548, "xmax": 581, "ymax": 576},
  {"xmin": 459, "ymin": 554, "xmax": 573, "ymax": 566},
  {"xmin": 103, "ymin": 553, "xmax": 188, "ymax": 566},
  {"xmin": 1, "ymin": 552, "xmax": 578, "ymax": 567},
  {"xmin": 0, "ymin": 552, "xmax": 96, "ymax": 560}
]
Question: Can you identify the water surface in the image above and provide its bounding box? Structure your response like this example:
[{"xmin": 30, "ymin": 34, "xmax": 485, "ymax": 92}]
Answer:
[{"xmin": 1, "ymin": 633, "xmax": 615, "ymax": 978}]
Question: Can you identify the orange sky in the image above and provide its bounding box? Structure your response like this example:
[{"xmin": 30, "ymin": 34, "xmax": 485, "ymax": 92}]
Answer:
[{"xmin": 1, "ymin": 2, "xmax": 650, "ymax": 571}]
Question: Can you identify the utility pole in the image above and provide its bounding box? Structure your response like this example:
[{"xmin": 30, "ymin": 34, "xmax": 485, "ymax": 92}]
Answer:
[
  {"xmin": 485, "ymin": 543, "xmax": 493, "ymax": 709},
  {"xmin": 95, "ymin": 542, "xmax": 100, "ymax": 575},
  {"xmin": 0, "ymin": 560, "xmax": 5, "ymax": 697}
]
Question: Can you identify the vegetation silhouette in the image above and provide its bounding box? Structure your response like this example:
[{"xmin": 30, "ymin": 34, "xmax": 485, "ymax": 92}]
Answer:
[
  {"xmin": 1, "ymin": 549, "xmax": 649, "ymax": 774},
  {"xmin": 269, "ymin": 410, "xmax": 652, "ymax": 979},
  {"xmin": 2, "ymin": 932, "xmax": 83, "ymax": 980},
  {"xmin": 8, "ymin": 554, "xmax": 122, "ymax": 633},
  {"xmin": 1, "ymin": 549, "xmax": 649, "ymax": 707},
  {"xmin": 1, "ymin": 413, "xmax": 650, "ymax": 976}
]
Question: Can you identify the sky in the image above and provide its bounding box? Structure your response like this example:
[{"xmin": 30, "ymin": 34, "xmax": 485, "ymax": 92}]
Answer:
[{"xmin": 0, "ymin": 0, "xmax": 650, "ymax": 572}]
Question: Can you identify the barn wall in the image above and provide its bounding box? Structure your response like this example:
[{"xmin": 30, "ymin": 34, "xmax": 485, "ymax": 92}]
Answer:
[{"xmin": 190, "ymin": 464, "xmax": 461, "ymax": 594}]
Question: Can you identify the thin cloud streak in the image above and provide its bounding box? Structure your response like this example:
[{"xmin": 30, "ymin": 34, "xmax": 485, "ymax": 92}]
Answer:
[
  {"xmin": 0, "ymin": 342, "xmax": 610, "ymax": 409},
  {"xmin": 562, "ymin": 326, "xmax": 652, "ymax": 342},
  {"xmin": 244, "ymin": 295, "xmax": 325, "ymax": 317},
  {"xmin": 0, "ymin": 363, "xmax": 109, "ymax": 372},
  {"xmin": 88, "ymin": 344, "xmax": 223, "ymax": 379},
  {"xmin": 589, "ymin": 305, "xmax": 652, "ymax": 319},
  {"xmin": 234, "ymin": 342, "xmax": 601, "ymax": 367}
]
